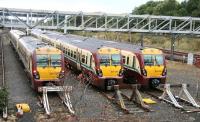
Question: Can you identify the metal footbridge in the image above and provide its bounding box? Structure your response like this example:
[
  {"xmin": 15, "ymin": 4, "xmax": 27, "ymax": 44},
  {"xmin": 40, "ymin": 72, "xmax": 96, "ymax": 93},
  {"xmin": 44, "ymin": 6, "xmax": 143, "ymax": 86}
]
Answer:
[{"xmin": 1, "ymin": 7, "xmax": 200, "ymax": 34}]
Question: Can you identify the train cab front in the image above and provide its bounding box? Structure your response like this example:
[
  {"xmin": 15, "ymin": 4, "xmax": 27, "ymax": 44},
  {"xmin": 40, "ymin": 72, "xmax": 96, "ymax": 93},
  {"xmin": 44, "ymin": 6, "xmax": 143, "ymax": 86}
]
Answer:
[
  {"xmin": 32, "ymin": 47, "xmax": 65, "ymax": 91},
  {"xmin": 97, "ymin": 47, "xmax": 123, "ymax": 90},
  {"xmin": 141, "ymin": 48, "xmax": 167, "ymax": 88}
]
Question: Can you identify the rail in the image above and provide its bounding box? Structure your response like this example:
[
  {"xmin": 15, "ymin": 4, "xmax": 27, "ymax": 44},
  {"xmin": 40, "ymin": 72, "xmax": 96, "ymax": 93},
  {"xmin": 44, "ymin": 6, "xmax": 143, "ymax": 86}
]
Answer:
[
  {"xmin": 160, "ymin": 48, "xmax": 200, "ymax": 68},
  {"xmin": 101, "ymin": 85, "xmax": 152, "ymax": 114},
  {"xmin": 0, "ymin": 35, "xmax": 7, "ymax": 119},
  {"xmin": 38, "ymin": 86, "xmax": 75, "ymax": 115},
  {"xmin": 146, "ymin": 84, "xmax": 200, "ymax": 113}
]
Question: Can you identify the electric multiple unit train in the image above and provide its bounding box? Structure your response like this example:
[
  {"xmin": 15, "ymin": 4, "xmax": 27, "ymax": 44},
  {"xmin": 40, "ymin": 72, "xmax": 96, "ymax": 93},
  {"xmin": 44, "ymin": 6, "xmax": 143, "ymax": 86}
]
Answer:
[
  {"xmin": 31, "ymin": 29, "xmax": 124, "ymax": 90},
  {"xmin": 89, "ymin": 40, "xmax": 166, "ymax": 88},
  {"xmin": 9, "ymin": 30, "xmax": 65, "ymax": 91},
  {"xmin": 31, "ymin": 29, "xmax": 166, "ymax": 89},
  {"xmin": 112, "ymin": 44, "xmax": 166, "ymax": 88}
]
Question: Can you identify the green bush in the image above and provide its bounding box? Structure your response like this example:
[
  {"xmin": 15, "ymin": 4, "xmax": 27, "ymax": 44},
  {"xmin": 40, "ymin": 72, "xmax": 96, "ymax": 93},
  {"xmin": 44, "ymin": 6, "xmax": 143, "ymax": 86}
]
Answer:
[{"xmin": 0, "ymin": 87, "xmax": 8, "ymax": 112}]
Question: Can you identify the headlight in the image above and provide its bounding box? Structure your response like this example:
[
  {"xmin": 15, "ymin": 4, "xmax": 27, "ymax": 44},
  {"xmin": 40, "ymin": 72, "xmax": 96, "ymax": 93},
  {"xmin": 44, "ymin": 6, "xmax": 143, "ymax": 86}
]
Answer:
[
  {"xmin": 162, "ymin": 67, "xmax": 167, "ymax": 76},
  {"xmin": 59, "ymin": 70, "xmax": 65, "ymax": 79},
  {"xmin": 33, "ymin": 70, "xmax": 40, "ymax": 79},
  {"xmin": 118, "ymin": 69, "xmax": 124, "ymax": 76},
  {"xmin": 141, "ymin": 68, "xmax": 147, "ymax": 76},
  {"xmin": 96, "ymin": 69, "xmax": 103, "ymax": 77}
]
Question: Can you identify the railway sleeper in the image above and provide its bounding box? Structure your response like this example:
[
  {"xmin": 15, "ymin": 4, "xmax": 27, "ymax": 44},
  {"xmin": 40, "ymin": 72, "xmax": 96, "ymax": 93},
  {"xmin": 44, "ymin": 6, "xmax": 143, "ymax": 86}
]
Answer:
[
  {"xmin": 38, "ymin": 86, "xmax": 75, "ymax": 116},
  {"xmin": 159, "ymin": 84, "xmax": 200, "ymax": 110},
  {"xmin": 103, "ymin": 85, "xmax": 151, "ymax": 114}
]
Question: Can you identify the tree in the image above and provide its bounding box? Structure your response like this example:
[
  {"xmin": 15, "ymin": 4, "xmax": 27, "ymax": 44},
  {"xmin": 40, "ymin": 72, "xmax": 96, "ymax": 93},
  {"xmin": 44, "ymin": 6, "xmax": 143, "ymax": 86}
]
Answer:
[
  {"xmin": 186, "ymin": 0, "xmax": 200, "ymax": 17},
  {"xmin": 132, "ymin": 0, "xmax": 200, "ymax": 17},
  {"xmin": 133, "ymin": 0, "xmax": 182, "ymax": 16}
]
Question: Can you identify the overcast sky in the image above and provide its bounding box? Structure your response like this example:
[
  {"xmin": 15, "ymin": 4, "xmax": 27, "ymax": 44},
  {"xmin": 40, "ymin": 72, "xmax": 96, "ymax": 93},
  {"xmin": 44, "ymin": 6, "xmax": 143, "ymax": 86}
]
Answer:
[{"xmin": 0, "ymin": 0, "xmax": 184, "ymax": 14}]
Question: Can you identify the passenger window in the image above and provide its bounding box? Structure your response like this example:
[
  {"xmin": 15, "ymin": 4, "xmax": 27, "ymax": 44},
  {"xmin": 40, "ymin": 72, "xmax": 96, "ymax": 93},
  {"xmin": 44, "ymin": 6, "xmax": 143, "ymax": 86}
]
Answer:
[
  {"xmin": 56, "ymin": 44, "xmax": 59, "ymax": 48},
  {"xmin": 65, "ymin": 48, "xmax": 67, "ymax": 54},
  {"xmin": 85, "ymin": 56, "xmax": 88, "ymax": 64},
  {"xmin": 90, "ymin": 55, "xmax": 92, "ymax": 67},
  {"xmin": 71, "ymin": 50, "xmax": 73, "ymax": 57},
  {"xmin": 127, "ymin": 57, "xmax": 129, "ymax": 65},
  {"xmin": 132, "ymin": 56, "xmax": 135, "ymax": 67},
  {"xmin": 82, "ymin": 55, "xmax": 85, "ymax": 63},
  {"xmin": 74, "ymin": 51, "xmax": 76, "ymax": 59},
  {"xmin": 68, "ymin": 49, "xmax": 70, "ymax": 56},
  {"xmin": 122, "ymin": 56, "xmax": 126, "ymax": 64}
]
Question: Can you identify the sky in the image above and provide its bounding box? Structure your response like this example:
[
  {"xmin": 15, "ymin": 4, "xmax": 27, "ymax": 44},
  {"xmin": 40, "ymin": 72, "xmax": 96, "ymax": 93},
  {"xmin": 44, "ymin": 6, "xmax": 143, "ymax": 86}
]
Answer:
[{"xmin": 0, "ymin": 0, "xmax": 184, "ymax": 14}]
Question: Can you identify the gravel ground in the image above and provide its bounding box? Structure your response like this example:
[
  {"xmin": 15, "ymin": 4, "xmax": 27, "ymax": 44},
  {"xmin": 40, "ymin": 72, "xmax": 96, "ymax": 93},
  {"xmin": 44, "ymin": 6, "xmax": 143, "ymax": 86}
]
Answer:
[
  {"xmin": 1, "ymin": 33, "xmax": 200, "ymax": 122},
  {"xmin": 2, "ymin": 35, "xmax": 39, "ymax": 122}
]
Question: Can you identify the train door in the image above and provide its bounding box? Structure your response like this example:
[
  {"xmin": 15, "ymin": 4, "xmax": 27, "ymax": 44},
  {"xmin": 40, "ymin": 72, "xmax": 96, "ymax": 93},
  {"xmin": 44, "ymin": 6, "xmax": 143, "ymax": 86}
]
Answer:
[
  {"xmin": 91, "ymin": 55, "xmax": 96, "ymax": 73},
  {"xmin": 29, "ymin": 56, "xmax": 32, "ymax": 75},
  {"xmin": 76, "ymin": 49, "xmax": 81, "ymax": 70}
]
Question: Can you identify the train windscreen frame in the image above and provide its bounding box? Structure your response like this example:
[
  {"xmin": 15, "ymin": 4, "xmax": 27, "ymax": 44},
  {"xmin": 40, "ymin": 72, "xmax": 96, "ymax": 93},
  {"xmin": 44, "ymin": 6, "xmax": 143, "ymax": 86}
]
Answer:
[
  {"xmin": 99, "ymin": 54, "xmax": 121, "ymax": 66},
  {"xmin": 50, "ymin": 54, "xmax": 62, "ymax": 67},
  {"xmin": 111, "ymin": 54, "xmax": 121, "ymax": 66},
  {"xmin": 100, "ymin": 54, "xmax": 110, "ymax": 66},
  {"xmin": 143, "ymin": 54, "xmax": 164, "ymax": 66},
  {"xmin": 36, "ymin": 54, "xmax": 48, "ymax": 67}
]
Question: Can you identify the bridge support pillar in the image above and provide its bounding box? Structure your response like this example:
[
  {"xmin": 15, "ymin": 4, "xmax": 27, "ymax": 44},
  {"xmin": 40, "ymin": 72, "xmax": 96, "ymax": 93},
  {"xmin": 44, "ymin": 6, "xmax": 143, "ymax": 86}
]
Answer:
[
  {"xmin": 64, "ymin": 15, "xmax": 68, "ymax": 34},
  {"xmin": 140, "ymin": 33, "xmax": 144, "ymax": 47},
  {"xmin": 26, "ymin": 13, "xmax": 29, "ymax": 35},
  {"xmin": 171, "ymin": 34, "xmax": 176, "ymax": 60},
  {"xmin": 128, "ymin": 32, "xmax": 131, "ymax": 42}
]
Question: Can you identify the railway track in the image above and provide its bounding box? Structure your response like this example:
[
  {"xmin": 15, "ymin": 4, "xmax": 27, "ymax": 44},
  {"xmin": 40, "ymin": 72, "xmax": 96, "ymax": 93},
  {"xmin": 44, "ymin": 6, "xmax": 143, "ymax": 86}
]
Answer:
[
  {"xmin": 160, "ymin": 49, "xmax": 200, "ymax": 68},
  {"xmin": 143, "ymin": 84, "xmax": 200, "ymax": 113},
  {"xmin": 37, "ymin": 85, "xmax": 75, "ymax": 116},
  {"xmin": 0, "ymin": 36, "xmax": 4, "ymax": 86},
  {"xmin": 67, "ymin": 71, "xmax": 152, "ymax": 114},
  {"xmin": 0, "ymin": 35, "xmax": 7, "ymax": 119},
  {"xmin": 99, "ymin": 85, "xmax": 152, "ymax": 114}
]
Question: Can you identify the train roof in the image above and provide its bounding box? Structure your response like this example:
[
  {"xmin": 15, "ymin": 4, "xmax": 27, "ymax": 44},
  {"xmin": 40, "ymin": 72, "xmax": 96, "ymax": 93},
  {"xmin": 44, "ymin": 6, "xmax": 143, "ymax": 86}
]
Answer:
[
  {"xmin": 31, "ymin": 29, "xmax": 160, "ymax": 54},
  {"xmin": 19, "ymin": 36, "xmax": 49, "ymax": 53},
  {"xmin": 32, "ymin": 29, "xmax": 120, "ymax": 52},
  {"xmin": 10, "ymin": 30, "xmax": 26, "ymax": 39}
]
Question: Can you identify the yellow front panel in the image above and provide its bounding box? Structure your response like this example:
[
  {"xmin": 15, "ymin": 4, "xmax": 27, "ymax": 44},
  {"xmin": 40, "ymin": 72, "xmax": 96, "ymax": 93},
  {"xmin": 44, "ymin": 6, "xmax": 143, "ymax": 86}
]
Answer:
[
  {"xmin": 100, "ymin": 66, "xmax": 121, "ymax": 77},
  {"xmin": 37, "ymin": 67, "xmax": 61, "ymax": 80},
  {"xmin": 145, "ymin": 65, "xmax": 164, "ymax": 77},
  {"xmin": 142, "ymin": 48, "xmax": 163, "ymax": 55}
]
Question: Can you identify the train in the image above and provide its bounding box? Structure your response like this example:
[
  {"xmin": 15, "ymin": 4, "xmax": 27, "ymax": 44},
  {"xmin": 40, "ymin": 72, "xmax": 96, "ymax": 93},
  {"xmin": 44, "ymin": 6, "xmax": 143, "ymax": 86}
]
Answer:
[
  {"xmin": 31, "ymin": 29, "xmax": 124, "ymax": 90},
  {"xmin": 87, "ymin": 40, "xmax": 166, "ymax": 88},
  {"xmin": 9, "ymin": 30, "xmax": 65, "ymax": 92},
  {"xmin": 31, "ymin": 29, "xmax": 166, "ymax": 89},
  {"xmin": 113, "ymin": 44, "xmax": 166, "ymax": 88}
]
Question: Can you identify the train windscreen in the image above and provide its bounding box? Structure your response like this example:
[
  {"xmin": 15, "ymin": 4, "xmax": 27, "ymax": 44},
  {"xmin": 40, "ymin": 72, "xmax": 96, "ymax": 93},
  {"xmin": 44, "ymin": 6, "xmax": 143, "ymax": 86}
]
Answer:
[
  {"xmin": 50, "ymin": 54, "xmax": 61, "ymax": 67},
  {"xmin": 100, "ymin": 54, "xmax": 110, "ymax": 66},
  {"xmin": 111, "ymin": 54, "xmax": 120, "ymax": 65},
  {"xmin": 36, "ymin": 55, "xmax": 48, "ymax": 67},
  {"xmin": 144, "ymin": 55, "xmax": 164, "ymax": 66},
  {"xmin": 100, "ymin": 54, "xmax": 120, "ymax": 66}
]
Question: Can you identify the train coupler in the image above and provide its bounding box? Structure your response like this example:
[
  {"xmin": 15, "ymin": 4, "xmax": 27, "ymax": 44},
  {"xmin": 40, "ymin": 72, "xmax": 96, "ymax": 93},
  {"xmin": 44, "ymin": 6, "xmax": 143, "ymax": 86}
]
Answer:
[{"xmin": 38, "ymin": 86, "xmax": 74, "ymax": 115}]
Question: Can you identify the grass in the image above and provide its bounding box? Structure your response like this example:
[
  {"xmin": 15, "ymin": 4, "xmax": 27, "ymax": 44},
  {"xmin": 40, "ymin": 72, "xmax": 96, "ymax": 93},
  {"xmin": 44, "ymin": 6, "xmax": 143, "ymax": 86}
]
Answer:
[{"xmin": 69, "ymin": 31, "xmax": 200, "ymax": 53}]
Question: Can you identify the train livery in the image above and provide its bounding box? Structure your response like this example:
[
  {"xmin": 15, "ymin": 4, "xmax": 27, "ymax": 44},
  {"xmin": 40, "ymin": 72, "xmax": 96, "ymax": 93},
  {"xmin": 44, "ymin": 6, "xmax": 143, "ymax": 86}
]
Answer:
[
  {"xmin": 31, "ymin": 30, "xmax": 124, "ymax": 90},
  {"xmin": 98, "ymin": 41, "xmax": 166, "ymax": 88},
  {"xmin": 9, "ymin": 30, "xmax": 65, "ymax": 91}
]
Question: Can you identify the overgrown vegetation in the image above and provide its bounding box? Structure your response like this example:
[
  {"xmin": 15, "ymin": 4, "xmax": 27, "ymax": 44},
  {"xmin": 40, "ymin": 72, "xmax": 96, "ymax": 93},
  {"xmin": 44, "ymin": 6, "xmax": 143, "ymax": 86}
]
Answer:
[
  {"xmin": 70, "ymin": 31, "xmax": 200, "ymax": 53},
  {"xmin": 0, "ymin": 87, "xmax": 8, "ymax": 112},
  {"xmin": 133, "ymin": 0, "xmax": 200, "ymax": 17}
]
